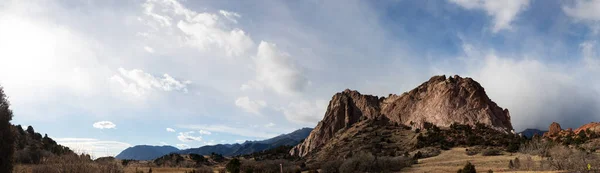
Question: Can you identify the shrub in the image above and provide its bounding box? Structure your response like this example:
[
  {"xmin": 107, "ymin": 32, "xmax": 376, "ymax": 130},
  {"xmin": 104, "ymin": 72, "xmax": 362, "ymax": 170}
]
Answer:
[
  {"xmin": 513, "ymin": 157, "xmax": 520, "ymax": 169},
  {"xmin": 320, "ymin": 160, "xmax": 342, "ymax": 173},
  {"xmin": 226, "ymin": 158, "xmax": 241, "ymax": 173},
  {"xmin": 506, "ymin": 142, "xmax": 519, "ymax": 152},
  {"xmin": 457, "ymin": 162, "xmax": 476, "ymax": 173},
  {"xmin": 481, "ymin": 149, "xmax": 502, "ymax": 156},
  {"xmin": 193, "ymin": 166, "xmax": 213, "ymax": 173}
]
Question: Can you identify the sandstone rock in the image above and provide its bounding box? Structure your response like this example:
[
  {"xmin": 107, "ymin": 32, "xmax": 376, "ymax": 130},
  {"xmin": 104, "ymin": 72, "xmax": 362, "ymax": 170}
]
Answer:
[
  {"xmin": 291, "ymin": 75, "xmax": 513, "ymax": 157},
  {"xmin": 544, "ymin": 122, "xmax": 562, "ymax": 137},
  {"xmin": 574, "ymin": 122, "xmax": 600, "ymax": 134}
]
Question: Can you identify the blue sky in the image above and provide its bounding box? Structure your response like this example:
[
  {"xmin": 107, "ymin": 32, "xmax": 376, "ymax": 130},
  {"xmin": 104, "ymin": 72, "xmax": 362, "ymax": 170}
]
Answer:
[{"xmin": 1, "ymin": 0, "xmax": 600, "ymax": 158}]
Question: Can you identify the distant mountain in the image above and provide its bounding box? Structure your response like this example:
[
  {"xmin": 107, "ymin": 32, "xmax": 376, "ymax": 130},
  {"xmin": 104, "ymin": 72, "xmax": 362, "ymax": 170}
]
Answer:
[
  {"xmin": 115, "ymin": 145, "xmax": 179, "ymax": 160},
  {"xmin": 178, "ymin": 127, "xmax": 313, "ymax": 156},
  {"xmin": 519, "ymin": 128, "xmax": 547, "ymax": 139}
]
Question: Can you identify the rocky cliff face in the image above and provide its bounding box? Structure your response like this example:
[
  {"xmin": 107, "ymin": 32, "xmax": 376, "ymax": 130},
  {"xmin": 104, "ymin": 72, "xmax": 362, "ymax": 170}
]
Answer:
[{"xmin": 291, "ymin": 75, "xmax": 513, "ymax": 157}]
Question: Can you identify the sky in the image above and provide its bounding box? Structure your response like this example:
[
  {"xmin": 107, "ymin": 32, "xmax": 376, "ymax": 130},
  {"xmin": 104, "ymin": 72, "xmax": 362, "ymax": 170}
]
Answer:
[{"xmin": 1, "ymin": 0, "xmax": 600, "ymax": 158}]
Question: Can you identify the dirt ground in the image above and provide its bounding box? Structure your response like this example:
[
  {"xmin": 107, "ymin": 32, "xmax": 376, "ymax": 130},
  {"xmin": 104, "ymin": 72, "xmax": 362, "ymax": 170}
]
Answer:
[{"xmin": 402, "ymin": 147, "xmax": 562, "ymax": 173}]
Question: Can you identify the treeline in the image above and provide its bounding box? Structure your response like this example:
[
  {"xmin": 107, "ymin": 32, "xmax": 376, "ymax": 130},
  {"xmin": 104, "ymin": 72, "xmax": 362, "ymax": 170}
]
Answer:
[{"xmin": 12, "ymin": 124, "xmax": 75, "ymax": 164}]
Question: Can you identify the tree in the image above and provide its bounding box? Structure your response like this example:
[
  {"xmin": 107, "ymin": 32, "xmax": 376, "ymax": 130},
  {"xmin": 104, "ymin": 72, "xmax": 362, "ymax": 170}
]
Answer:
[
  {"xmin": 226, "ymin": 158, "xmax": 241, "ymax": 173},
  {"xmin": 26, "ymin": 125, "xmax": 34, "ymax": 135},
  {"xmin": 457, "ymin": 162, "xmax": 476, "ymax": 173},
  {"xmin": 0, "ymin": 86, "xmax": 15, "ymax": 172}
]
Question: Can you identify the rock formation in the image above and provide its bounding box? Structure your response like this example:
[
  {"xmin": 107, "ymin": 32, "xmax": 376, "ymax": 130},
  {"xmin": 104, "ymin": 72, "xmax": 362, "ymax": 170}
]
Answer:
[
  {"xmin": 545, "ymin": 122, "xmax": 562, "ymax": 137},
  {"xmin": 544, "ymin": 122, "xmax": 600, "ymax": 139},
  {"xmin": 291, "ymin": 75, "xmax": 513, "ymax": 157}
]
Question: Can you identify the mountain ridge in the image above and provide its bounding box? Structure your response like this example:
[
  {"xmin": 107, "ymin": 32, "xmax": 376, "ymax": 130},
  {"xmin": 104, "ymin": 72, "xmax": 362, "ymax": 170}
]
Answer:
[
  {"xmin": 179, "ymin": 127, "xmax": 312, "ymax": 156},
  {"xmin": 115, "ymin": 145, "xmax": 179, "ymax": 160}
]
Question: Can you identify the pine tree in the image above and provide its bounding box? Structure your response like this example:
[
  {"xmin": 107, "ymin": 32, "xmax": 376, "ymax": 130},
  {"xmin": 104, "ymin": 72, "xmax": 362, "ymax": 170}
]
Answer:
[{"xmin": 0, "ymin": 86, "xmax": 15, "ymax": 172}]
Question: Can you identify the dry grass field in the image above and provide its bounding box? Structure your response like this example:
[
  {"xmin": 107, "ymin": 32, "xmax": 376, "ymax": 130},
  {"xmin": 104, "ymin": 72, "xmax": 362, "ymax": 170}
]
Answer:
[
  {"xmin": 123, "ymin": 167, "xmax": 197, "ymax": 173},
  {"xmin": 402, "ymin": 147, "xmax": 562, "ymax": 173}
]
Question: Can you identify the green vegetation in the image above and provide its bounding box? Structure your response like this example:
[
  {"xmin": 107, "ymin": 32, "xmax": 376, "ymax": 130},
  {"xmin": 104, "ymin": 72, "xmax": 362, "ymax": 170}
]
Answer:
[
  {"xmin": 456, "ymin": 162, "xmax": 476, "ymax": 173},
  {"xmin": 226, "ymin": 158, "xmax": 241, "ymax": 173},
  {"xmin": 0, "ymin": 86, "xmax": 14, "ymax": 172},
  {"xmin": 417, "ymin": 122, "xmax": 524, "ymax": 152},
  {"xmin": 319, "ymin": 152, "xmax": 412, "ymax": 173}
]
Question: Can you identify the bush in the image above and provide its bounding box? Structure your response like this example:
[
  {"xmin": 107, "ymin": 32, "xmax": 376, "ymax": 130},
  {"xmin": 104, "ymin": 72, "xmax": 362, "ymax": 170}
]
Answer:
[
  {"xmin": 322, "ymin": 152, "xmax": 412, "ymax": 173},
  {"xmin": 320, "ymin": 160, "xmax": 342, "ymax": 173},
  {"xmin": 226, "ymin": 158, "xmax": 241, "ymax": 173},
  {"xmin": 30, "ymin": 154, "xmax": 123, "ymax": 173},
  {"xmin": 481, "ymin": 149, "xmax": 502, "ymax": 156},
  {"xmin": 457, "ymin": 162, "xmax": 476, "ymax": 173},
  {"xmin": 192, "ymin": 166, "xmax": 213, "ymax": 173}
]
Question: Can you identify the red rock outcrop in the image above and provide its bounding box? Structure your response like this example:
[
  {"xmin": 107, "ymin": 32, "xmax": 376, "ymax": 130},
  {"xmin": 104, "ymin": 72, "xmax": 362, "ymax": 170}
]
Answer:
[
  {"xmin": 544, "ymin": 122, "xmax": 600, "ymax": 139},
  {"xmin": 544, "ymin": 122, "xmax": 563, "ymax": 137},
  {"xmin": 291, "ymin": 75, "xmax": 513, "ymax": 157}
]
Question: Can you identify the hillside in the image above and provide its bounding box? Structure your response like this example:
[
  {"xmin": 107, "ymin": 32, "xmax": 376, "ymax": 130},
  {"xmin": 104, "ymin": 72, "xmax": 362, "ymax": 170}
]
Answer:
[
  {"xmin": 11, "ymin": 124, "xmax": 75, "ymax": 164},
  {"xmin": 116, "ymin": 145, "xmax": 180, "ymax": 160},
  {"xmin": 176, "ymin": 128, "xmax": 312, "ymax": 156},
  {"xmin": 291, "ymin": 75, "xmax": 517, "ymax": 161}
]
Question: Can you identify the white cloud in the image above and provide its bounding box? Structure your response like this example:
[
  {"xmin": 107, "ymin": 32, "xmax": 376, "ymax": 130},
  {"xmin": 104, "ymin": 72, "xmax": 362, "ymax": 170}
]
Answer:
[
  {"xmin": 283, "ymin": 99, "xmax": 328, "ymax": 125},
  {"xmin": 255, "ymin": 41, "xmax": 309, "ymax": 96},
  {"xmin": 235, "ymin": 139, "xmax": 245, "ymax": 143},
  {"xmin": 219, "ymin": 10, "xmax": 241, "ymax": 23},
  {"xmin": 443, "ymin": 42, "xmax": 600, "ymax": 130},
  {"xmin": 110, "ymin": 68, "xmax": 191, "ymax": 96},
  {"xmin": 198, "ymin": 130, "xmax": 212, "ymax": 135},
  {"xmin": 141, "ymin": 0, "xmax": 254, "ymax": 57},
  {"xmin": 177, "ymin": 131, "xmax": 203, "ymax": 142},
  {"xmin": 265, "ymin": 122, "xmax": 275, "ymax": 128},
  {"xmin": 203, "ymin": 140, "xmax": 216, "ymax": 145},
  {"xmin": 563, "ymin": 0, "xmax": 600, "ymax": 22},
  {"xmin": 240, "ymin": 80, "xmax": 263, "ymax": 92},
  {"xmin": 176, "ymin": 144, "xmax": 190, "ymax": 149},
  {"xmin": 178, "ymin": 124, "xmax": 277, "ymax": 138},
  {"xmin": 449, "ymin": 0, "xmax": 530, "ymax": 32},
  {"xmin": 55, "ymin": 138, "xmax": 131, "ymax": 158},
  {"xmin": 160, "ymin": 142, "xmax": 169, "ymax": 145},
  {"xmin": 92, "ymin": 121, "xmax": 116, "ymax": 129},
  {"xmin": 580, "ymin": 41, "xmax": 600, "ymax": 70},
  {"xmin": 234, "ymin": 96, "xmax": 267, "ymax": 115},
  {"xmin": 166, "ymin": 127, "xmax": 176, "ymax": 132},
  {"xmin": 144, "ymin": 46, "xmax": 155, "ymax": 53}
]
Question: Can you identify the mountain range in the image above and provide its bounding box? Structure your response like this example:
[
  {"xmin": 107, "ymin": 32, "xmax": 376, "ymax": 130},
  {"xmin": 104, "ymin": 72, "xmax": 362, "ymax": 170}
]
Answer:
[
  {"xmin": 115, "ymin": 127, "xmax": 312, "ymax": 160},
  {"xmin": 115, "ymin": 145, "xmax": 179, "ymax": 160},
  {"xmin": 178, "ymin": 127, "xmax": 312, "ymax": 156}
]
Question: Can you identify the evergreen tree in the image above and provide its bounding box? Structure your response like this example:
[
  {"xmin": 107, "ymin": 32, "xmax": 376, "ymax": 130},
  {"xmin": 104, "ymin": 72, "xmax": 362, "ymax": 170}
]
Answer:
[
  {"xmin": 226, "ymin": 158, "xmax": 241, "ymax": 173},
  {"xmin": 0, "ymin": 86, "xmax": 15, "ymax": 172},
  {"xmin": 457, "ymin": 162, "xmax": 476, "ymax": 173}
]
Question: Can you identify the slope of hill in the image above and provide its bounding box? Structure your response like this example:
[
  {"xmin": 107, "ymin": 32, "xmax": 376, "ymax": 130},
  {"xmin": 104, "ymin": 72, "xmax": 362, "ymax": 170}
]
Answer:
[
  {"xmin": 291, "ymin": 75, "xmax": 516, "ymax": 159},
  {"xmin": 11, "ymin": 124, "xmax": 75, "ymax": 164},
  {"xmin": 115, "ymin": 145, "xmax": 179, "ymax": 160},
  {"xmin": 178, "ymin": 127, "xmax": 312, "ymax": 156}
]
